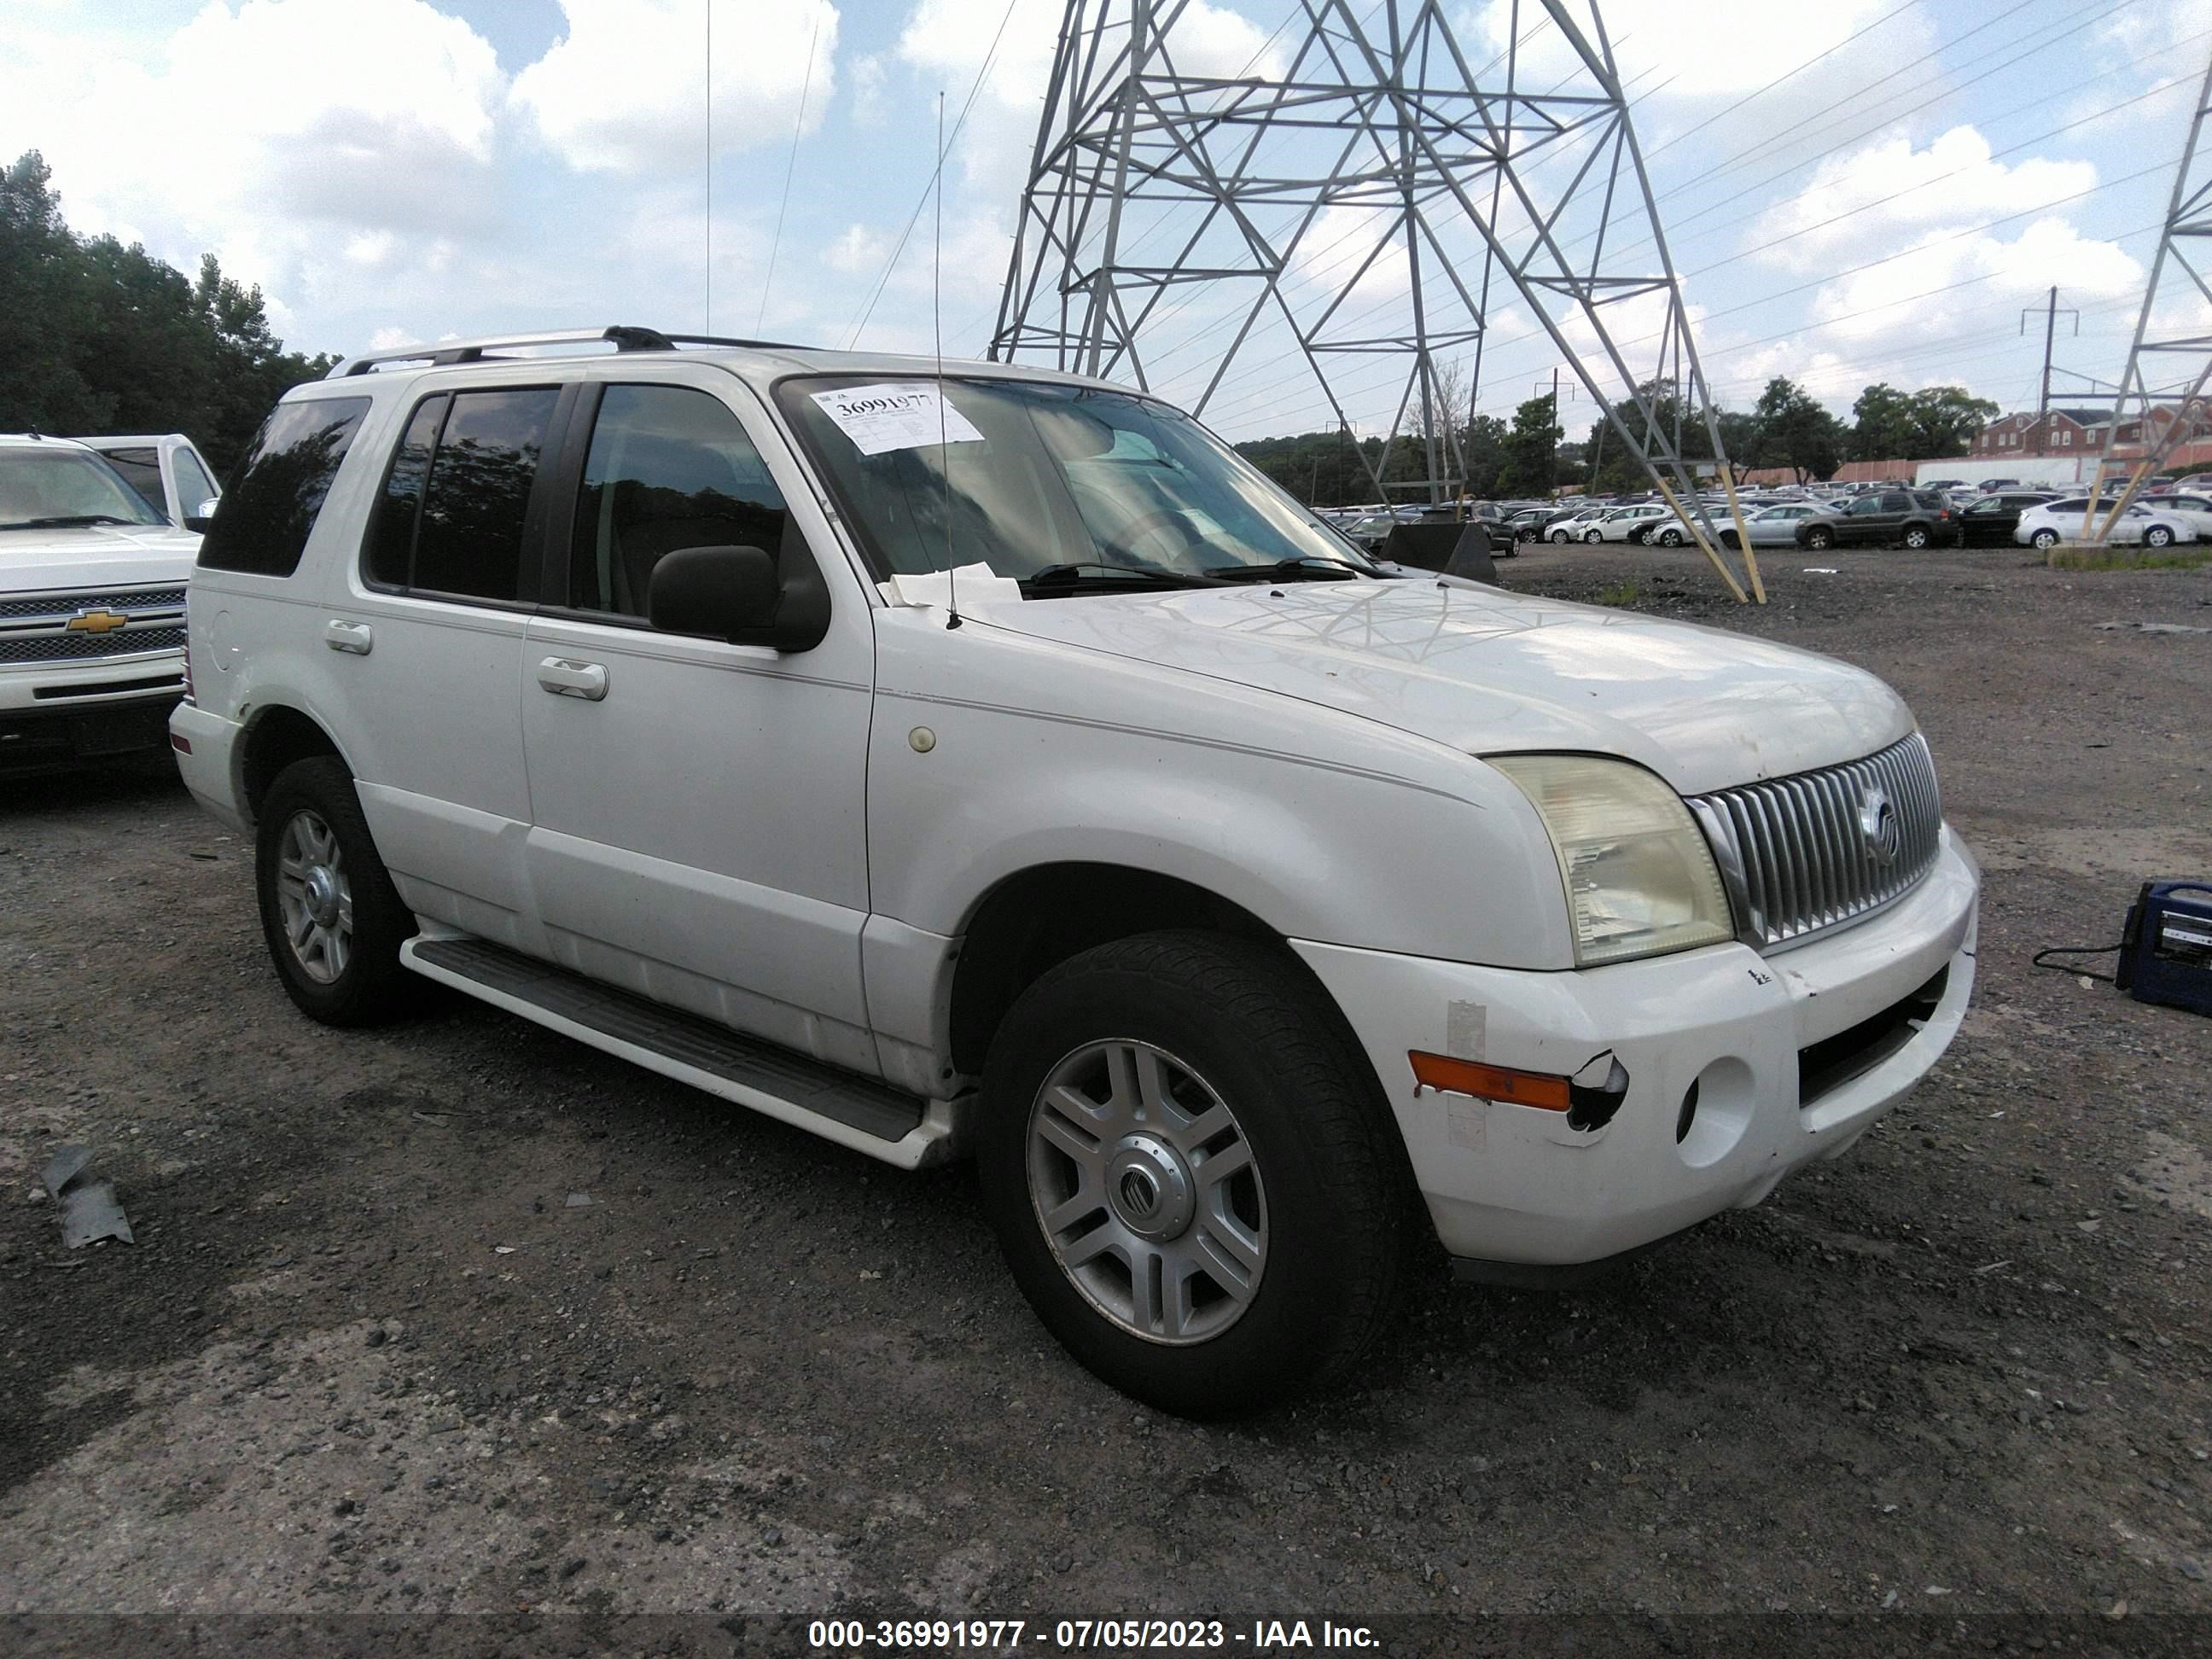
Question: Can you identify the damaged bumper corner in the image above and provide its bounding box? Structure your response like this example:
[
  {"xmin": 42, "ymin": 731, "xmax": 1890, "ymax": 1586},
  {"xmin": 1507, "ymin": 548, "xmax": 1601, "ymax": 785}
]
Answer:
[{"xmin": 1293, "ymin": 829, "xmax": 1981, "ymax": 1269}]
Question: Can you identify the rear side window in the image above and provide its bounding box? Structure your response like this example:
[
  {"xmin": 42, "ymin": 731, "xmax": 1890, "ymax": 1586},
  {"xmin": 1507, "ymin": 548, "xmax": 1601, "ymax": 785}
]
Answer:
[
  {"xmin": 102, "ymin": 447, "xmax": 166, "ymax": 513},
  {"xmin": 199, "ymin": 398, "xmax": 371, "ymax": 575},
  {"xmin": 364, "ymin": 387, "xmax": 558, "ymax": 602},
  {"xmin": 568, "ymin": 384, "xmax": 789, "ymax": 618}
]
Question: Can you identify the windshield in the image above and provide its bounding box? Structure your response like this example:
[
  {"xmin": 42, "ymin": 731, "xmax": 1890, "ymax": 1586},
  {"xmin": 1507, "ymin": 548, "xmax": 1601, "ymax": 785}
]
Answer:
[
  {"xmin": 0, "ymin": 445, "xmax": 168, "ymax": 530},
  {"xmin": 780, "ymin": 375, "xmax": 1375, "ymax": 585}
]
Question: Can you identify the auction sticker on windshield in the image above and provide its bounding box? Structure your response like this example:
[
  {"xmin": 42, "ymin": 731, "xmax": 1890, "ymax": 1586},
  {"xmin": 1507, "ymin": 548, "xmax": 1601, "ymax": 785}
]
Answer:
[{"xmin": 812, "ymin": 382, "xmax": 986, "ymax": 457}]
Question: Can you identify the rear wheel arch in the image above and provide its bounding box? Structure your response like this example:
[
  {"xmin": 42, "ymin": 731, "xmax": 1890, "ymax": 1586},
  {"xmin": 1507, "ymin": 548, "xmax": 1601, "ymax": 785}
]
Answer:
[{"xmin": 240, "ymin": 705, "xmax": 350, "ymax": 822}]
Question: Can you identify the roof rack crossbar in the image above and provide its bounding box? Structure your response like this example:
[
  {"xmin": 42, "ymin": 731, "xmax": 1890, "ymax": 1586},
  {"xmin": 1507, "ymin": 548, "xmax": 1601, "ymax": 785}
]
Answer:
[{"xmin": 328, "ymin": 326, "xmax": 803, "ymax": 378}]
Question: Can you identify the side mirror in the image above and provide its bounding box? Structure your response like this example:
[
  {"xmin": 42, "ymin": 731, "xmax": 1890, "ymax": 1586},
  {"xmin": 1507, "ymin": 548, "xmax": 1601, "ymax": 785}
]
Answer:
[
  {"xmin": 184, "ymin": 496, "xmax": 220, "ymax": 533},
  {"xmin": 647, "ymin": 543, "xmax": 829, "ymax": 652}
]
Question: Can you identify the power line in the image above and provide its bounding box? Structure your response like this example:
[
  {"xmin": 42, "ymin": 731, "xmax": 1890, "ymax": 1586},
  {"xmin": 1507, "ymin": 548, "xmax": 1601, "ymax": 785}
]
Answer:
[
  {"xmin": 843, "ymin": 0, "xmax": 1022, "ymax": 349},
  {"xmin": 757, "ymin": 11, "xmax": 822, "ymax": 333}
]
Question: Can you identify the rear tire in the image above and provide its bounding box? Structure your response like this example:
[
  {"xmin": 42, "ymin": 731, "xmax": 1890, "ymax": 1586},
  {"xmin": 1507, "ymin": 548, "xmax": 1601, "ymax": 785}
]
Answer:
[
  {"xmin": 1549, "ymin": 529, "xmax": 1572, "ymax": 544},
  {"xmin": 976, "ymin": 931, "xmax": 1409, "ymax": 1418},
  {"xmin": 1901, "ymin": 525, "xmax": 1930, "ymax": 550},
  {"xmin": 255, "ymin": 757, "xmax": 418, "ymax": 1027}
]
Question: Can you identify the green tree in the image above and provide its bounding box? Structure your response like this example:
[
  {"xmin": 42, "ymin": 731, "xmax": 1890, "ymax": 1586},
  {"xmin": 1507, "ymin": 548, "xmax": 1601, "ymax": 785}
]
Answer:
[
  {"xmin": 0, "ymin": 148, "xmax": 335, "ymax": 477},
  {"xmin": 0, "ymin": 151, "xmax": 102, "ymax": 433},
  {"xmin": 1850, "ymin": 383, "xmax": 1915, "ymax": 458},
  {"xmin": 1500, "ymin": 393, "xmax": 1563, "ymax": 497},
  {"xmin": 1753, "ymin": 376, "xmax": 1844, "ymax": 482},
  {"xmin": 1906, "ymin": 385, "xmax": 1998, "ymax": 458}
]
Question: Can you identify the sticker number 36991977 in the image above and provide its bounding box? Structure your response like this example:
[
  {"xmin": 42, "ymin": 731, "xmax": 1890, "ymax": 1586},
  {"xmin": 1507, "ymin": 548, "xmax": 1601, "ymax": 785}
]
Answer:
[{"xmin": 812, "ymin": 381, "xmax": 986, "ymax": 457}]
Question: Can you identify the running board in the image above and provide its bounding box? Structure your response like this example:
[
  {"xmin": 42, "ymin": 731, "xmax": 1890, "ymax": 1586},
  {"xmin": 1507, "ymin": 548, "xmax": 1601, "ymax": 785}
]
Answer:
[{"xmin": 401, "ymin": 935, "xmax": 963, "ymax": 1169}]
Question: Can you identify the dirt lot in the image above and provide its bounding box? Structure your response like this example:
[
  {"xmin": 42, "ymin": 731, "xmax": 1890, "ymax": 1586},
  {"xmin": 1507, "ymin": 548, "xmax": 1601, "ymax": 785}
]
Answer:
[{"xmin": 3, "ymin": 543, "xmax": 2211, "ymax": 1638}]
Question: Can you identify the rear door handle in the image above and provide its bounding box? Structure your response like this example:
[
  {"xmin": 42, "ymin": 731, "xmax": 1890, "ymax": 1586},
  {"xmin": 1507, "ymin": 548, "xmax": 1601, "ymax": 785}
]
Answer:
[
  {"xmin": 324, "ymin": 620, "xmax": 373, "ymax": 655},
  {"xmin": 537, "ymin": 657, "xmax": 608, "ymax": 701}
]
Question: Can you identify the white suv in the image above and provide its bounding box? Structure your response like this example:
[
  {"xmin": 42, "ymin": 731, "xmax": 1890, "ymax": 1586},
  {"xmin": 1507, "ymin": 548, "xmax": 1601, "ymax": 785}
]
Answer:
[
  {"xmin": 1, "ymin": 434, "xmax": 201, "ymax": 770},
  {"xmin": 172, "ymin": 327, "xmax": 1980, "ymax": 1415}
]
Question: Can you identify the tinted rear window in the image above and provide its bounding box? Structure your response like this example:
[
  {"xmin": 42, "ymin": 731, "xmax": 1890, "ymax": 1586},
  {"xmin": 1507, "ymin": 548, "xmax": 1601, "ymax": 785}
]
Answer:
[
  {"xmin": 199, "ymin": 398, "xmax": 371, "ymax": 575},
  {"xmin": 363, "ymin": 387, "xmax": 557, "ymax": 603},
  {"xmin": 101, "ymin": 447, "xmax": 166, "ymax": 513}
]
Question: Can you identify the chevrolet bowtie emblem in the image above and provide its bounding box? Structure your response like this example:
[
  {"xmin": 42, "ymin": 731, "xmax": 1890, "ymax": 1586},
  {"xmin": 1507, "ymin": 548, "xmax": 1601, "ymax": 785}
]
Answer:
[{"xmin": 66, "ymin": 608, "xmax": 130, "ymax": 634}]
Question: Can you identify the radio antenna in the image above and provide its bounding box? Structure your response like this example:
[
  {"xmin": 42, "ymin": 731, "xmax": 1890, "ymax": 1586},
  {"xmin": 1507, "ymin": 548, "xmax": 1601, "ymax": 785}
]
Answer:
[{"xmin": 934, "ymin": 90, "xmax": 961, "ymax": 630}]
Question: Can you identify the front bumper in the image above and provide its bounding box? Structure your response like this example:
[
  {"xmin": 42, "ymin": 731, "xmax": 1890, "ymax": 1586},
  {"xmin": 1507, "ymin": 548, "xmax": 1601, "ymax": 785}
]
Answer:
[
  {"xmin": 0, "ymin": 668, "xmax": 183, "ymax": 771},
  {"xmin": 1295, "ymin": 828, "xmax": 1980, "ymax": 1266}
]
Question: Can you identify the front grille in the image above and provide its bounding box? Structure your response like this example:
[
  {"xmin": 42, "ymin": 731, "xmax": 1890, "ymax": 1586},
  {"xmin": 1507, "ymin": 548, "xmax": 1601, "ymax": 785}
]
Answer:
[
  {"xmin": 1690, "ymin": 732, "xmax": 1942, "ymax": 951},
  {"xmin": 0, "ymin": 626, "xmax": 187, "ymax": 665},
  {"xmin": 0, "ymin": 587, "xmax": 186, "ymax": 621}
]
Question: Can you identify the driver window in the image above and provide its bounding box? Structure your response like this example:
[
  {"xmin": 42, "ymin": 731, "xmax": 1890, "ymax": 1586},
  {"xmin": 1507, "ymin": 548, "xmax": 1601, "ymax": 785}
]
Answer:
[
  {"xmin": 569, "ymin": 385, "xmax": 789, "ymax": 619},
  {"xmin": 1848, "ymin": 498, "xmax": 1881, "ymax": 515}
]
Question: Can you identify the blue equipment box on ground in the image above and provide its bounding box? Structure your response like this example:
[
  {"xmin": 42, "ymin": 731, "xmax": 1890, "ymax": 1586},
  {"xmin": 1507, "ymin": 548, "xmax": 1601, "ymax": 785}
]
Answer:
[{"xmin": 2118, "ymin": 882, "xmax": 2212, "ymax": 1016}]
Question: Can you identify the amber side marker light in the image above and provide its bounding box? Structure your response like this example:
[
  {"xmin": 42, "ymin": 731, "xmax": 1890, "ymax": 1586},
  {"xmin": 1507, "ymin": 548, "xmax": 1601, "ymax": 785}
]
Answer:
[{"xmin": 1408, "ymin": 1052, "xmax": 1571, "ymax": 1111}]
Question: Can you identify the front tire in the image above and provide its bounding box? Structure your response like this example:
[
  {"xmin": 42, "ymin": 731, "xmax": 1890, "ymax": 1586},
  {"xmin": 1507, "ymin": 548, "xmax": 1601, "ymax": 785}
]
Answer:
[
  {"xmin": 1804, "ymin": 526, "xmax": 1835, "ymax": 550},
  {"xmin": 2145, "ymin": 524, "xmax": 2174, "ymax": 548},
  {"xmin": 1550, "ymin": 529, "xmax": 1572, "ymax": 544},
  {"xmin": 1658, "ymin": 527, "xmax": 1684, "ymax": 547},
  {"xmin": 1583, "ymin": 528, "xmax": 1604, "ymax": 544},
  {"xmin": 255, "ymin": 756, "xmax": 417, "ymax": 1026},
  {"xmin": 976, "ymin": 932, "xmax": 1408, "ymax": 1417}
]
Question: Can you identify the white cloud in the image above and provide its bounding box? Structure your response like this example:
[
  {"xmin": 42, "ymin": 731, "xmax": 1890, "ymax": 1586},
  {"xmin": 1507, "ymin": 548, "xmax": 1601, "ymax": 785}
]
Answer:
[
  {"xmin": 1750, "ymin": 127, "xmax": 2098, "ymax": 268},
  {"xmin": 825, "ymin": 223, "xmax": 889, "ymax": 275},
  {"xmin": 512, "ymin": 0, "xmax": 839, "ymax": 175},
  {"xmin": 1470, "ymin": 0, "xmax": 1904, "ymax": 99}
]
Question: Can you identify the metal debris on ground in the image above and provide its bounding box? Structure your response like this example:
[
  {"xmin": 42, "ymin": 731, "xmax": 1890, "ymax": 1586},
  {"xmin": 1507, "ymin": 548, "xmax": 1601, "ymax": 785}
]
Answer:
[
  {"xmin": 1802, "ymin": 567, "xmax": 1838, "ymax": 574},
  {"xmin": 42, "ymin": 1144, "xmax": 134, "ymax": 1248},
  {"xmin": 2097, "ymin": 620, "xmax": 2212, "ymax": 635}
]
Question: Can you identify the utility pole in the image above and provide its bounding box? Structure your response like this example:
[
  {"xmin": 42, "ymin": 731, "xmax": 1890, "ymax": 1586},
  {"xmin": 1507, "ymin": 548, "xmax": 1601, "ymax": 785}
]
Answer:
[
  {"xmin": 2020, "ymin": 286, "xmax": 2078, "ymax": 423},
  {"xmin": 1548, "ymin": 367, "xmax": 1558, "ymax": 498}
]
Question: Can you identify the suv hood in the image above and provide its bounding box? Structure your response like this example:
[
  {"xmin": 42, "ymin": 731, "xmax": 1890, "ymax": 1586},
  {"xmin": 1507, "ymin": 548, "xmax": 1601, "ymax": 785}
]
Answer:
[
  {"xmin": 0, "ymin": 521, "xmax": 201, "ymax": 593},
  {"xmin": 980, "ymin": 579, "xmax": 1912, "ymax": 795}
]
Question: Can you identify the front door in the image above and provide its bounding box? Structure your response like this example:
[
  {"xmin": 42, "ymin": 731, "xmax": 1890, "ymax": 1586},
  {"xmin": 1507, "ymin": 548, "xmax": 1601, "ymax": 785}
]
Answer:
[{"xmin": 519, "ymin": 369, "xmax": 879, "ymax": 1076}]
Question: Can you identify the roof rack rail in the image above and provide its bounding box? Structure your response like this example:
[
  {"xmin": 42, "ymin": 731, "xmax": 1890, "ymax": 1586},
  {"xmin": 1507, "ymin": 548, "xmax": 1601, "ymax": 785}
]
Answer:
[{"xmin": 327, "ymin": 326, "xmax": 804, "ymax": 379}]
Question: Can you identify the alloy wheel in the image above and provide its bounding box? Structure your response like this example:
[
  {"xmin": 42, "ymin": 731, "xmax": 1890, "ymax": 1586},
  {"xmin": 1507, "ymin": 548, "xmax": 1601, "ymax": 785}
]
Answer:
[
  {"xmin": 274, "ymin": 808, "xmax": 352, "ymax": 984},
  {"xmin": 1026, "ymin": 1039, "xmax": 1267, "ymax": 1346}
]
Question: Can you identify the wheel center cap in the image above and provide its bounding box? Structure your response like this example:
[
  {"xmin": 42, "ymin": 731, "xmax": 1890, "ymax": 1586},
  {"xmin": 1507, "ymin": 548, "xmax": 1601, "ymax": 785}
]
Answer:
[
  {"xmin": 303, "ymin": 865, "xmax": 341, "ymax": 928},
  {"xmin": 1107, "ymin": 1132, "xmax": 1195, "ymax": 1242}
]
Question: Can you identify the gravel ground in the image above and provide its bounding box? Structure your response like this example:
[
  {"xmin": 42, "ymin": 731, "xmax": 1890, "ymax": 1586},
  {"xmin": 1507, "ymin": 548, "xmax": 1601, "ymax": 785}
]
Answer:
[{"xmin": 3, "ymin": 542, "xmax": 2210, "ymax": 1635}]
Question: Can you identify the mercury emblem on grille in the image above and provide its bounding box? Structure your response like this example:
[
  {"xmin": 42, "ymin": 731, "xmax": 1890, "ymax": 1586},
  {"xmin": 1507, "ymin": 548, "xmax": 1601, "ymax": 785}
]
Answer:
[{"xmin": 1859, "ymin": 786, "xmax": 1901, "ymax": 866}]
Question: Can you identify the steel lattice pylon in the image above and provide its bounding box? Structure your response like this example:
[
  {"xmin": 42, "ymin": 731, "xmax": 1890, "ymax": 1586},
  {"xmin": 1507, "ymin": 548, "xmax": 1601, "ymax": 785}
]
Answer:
[
  {"xmin": 2085, "ymin": 49, "xmax": 2212, "ymax": 538},
  {"xmin": 990, "ymin": 0, "xmax": 1765, "ymax": 601}
]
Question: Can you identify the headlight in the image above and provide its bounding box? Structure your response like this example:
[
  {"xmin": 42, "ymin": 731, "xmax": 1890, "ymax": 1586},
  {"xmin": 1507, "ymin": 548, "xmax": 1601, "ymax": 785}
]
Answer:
[{"xmin": 1488, "ymin": 754, "xmax": 1736, "ymax": 966}]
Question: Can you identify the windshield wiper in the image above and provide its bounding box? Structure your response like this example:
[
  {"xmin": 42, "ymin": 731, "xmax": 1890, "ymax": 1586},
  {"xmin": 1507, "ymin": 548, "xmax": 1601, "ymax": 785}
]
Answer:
[
  {"xmin": 3, "ymin": 515, "xmax": 140, "ymax": 530},
  {"xmin": 1202, "ymin": 555, "xmax": 1369, "ymax": 583},
  {"xmin": 1020, "ymin": 561, "xmax": 1217, "ymax": 591}
]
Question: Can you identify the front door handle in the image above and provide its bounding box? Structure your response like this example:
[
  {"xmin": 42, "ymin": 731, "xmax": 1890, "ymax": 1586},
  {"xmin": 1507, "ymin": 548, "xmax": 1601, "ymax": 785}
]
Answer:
[
  {"xmin": 324, "ymin": 620, "xmax": 373, "ymax": 655},
  {"xmin": 537, "ymin": 657, "xmax": 608, "ymax": 701}
]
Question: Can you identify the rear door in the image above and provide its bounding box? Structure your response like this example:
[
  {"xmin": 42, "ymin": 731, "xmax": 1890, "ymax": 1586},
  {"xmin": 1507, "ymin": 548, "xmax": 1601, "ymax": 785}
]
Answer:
[
  {"xmin": 335, "ymin": 377, "xmax": 566, "ymax": 948},
  {"xmin": 518, "ymin": 364, "xmax": 880, "ymax": 1075}
]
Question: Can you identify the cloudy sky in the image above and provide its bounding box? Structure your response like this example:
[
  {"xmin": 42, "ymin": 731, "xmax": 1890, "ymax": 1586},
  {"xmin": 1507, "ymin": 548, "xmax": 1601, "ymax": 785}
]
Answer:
[{"xmin": 4, "ymin": 0, "xmax": 2207, "ymax": 442}]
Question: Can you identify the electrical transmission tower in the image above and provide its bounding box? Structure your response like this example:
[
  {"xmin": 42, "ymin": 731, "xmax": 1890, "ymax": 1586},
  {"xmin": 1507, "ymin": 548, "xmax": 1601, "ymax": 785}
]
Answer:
[
  {"xmin": 2087, "ymin": 49, "xmax": 2212, "ymax": 536},
  {"xmin": 991, "ymin": 0, "xmax": 1763, "ymax": 600}
]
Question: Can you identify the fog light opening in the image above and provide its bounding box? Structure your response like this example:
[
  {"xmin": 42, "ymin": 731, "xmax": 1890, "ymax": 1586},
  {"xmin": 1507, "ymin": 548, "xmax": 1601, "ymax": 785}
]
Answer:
[{"xmin": 1675, "ymin": 1079, "xmax": 1700, "ymax": 1145}]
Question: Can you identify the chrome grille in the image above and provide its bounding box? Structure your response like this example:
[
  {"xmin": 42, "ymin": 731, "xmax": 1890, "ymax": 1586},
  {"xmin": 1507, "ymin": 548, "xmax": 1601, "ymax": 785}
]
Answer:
[
  {"xmin": 0, "ymin": 587, "xmax": 186, "ymax": 621},
  {"xmin": 0, "ymin": 626, "xmax": 186, "ymax": 665},
  {"xmin": 1689, "ymin": 732, "xmax": 1942, "ymax": 951}
]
